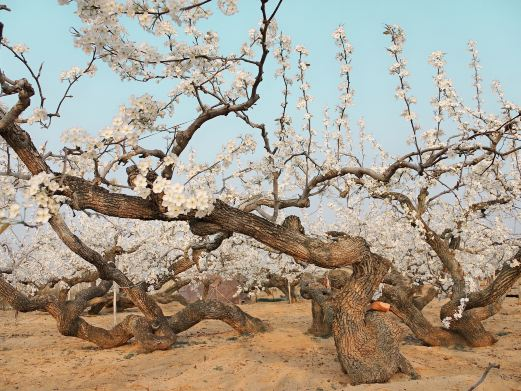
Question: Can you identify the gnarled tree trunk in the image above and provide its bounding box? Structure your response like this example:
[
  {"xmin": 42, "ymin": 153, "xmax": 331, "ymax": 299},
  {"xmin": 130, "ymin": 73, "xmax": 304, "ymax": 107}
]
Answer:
[
  {"xmin": 0, "ymin": 275, "xmax": 175, "ymax": 351},
  {"xmin": 168, "ymin": 299, "xmax": 267, "ymax": 334},
  {"xmin": 300, "ymin": 269, "xmax": 353, "ymax": 338},
  {"xmin": 381, "ymin": 254, "xmax": 521, "ymax": 348},
  {"xmin": 0, "ymin": 275, "xmax": 266, "ymax": 350},
  {"xmin": 309, "ymin": 298, "xmax": 333, "ymax": 337},
  {"xmin": 439, "ymin": 257, "xmax": 521, "ymax": 347},
  {"xmin": 331, "ymin": 253, "xmax": 418, "ymax": 385},
  {"xmin": 300, "ymin": 274, "xmax": 334, "ymax": 338}
]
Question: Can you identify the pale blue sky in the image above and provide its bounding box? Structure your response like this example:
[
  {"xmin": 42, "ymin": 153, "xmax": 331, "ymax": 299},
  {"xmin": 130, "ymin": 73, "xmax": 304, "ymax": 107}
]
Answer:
[{"xmin": 1, "ymin": 0, "xmax": 520, "ymax": 158}]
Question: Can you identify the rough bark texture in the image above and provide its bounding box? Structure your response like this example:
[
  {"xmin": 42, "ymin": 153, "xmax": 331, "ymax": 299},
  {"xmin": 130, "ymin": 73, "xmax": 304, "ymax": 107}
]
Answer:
[
  {"xmin": 0, "ymin": 276, "xmax": 174, "ymax": 351},
  {"xmin": 1, "ymin": 103, "xmax": 372, "ymax": 271},
  {"xmin": 300, "ymin": 260, "xmax": 419, "ymax": 384},
  {"xmin": 299, "ymin": 269, "xmax": 354, "ymax": 338},
  {"xmin": 300, "ymin": 274, "xmax": 334, "ymax": 338},
  {"xmin": 381, "ymin": 282, "xmax": 465, "ymax": 347},
  {"xmin": 371, "ymin": 191, "xmax": 521, "ymax": 349},
  {"xmin": 308, "ymin": 299, "xmax": 332, "ymax": 337},
  {"xmin": 48, "ymin": 214, "xmax": 178, "ymax": 345},
  {"xmin": 382, "ymin": 254, "xmax": 521, "ymax": 348},
  {"xmin": 167, "ymin": 299, "xmax": 267, "ymax": 335},
  {"xmin": 1, "ymin": 93, "xmax": 411, "ymax": 383},
  {"xmin": 438, "ymin": 257, "xmax": 521, "ymax": 347},
  {"xmin": 190, "ymin": 203, "xmax": 370, "ymax": 268},
  {"xmin": 0, "ymin": 276, "xmax": 266, "ymax": 348},
  {"xmin": 331, "ymin": 254, "xmax": 418, "ymax": 385},
  {"xmin": 154, "ymin": 292, "xmax": 189, "ymax": 306},
  {"xmin": 0, "ymin": 99, "xmax": 177, "ymax": 347}
]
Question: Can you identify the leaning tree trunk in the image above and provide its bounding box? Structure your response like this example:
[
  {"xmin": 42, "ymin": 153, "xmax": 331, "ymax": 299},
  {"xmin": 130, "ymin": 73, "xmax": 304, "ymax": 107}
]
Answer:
[
  {"xmin": 167, "ymin": 299, "xmax": 267, "ymax": 334},
  {"xmin": 300, "ymin": 268, "xmax": 355, "ymax": 339},
  {"xmin": 331, "ymin": 253, "xmax": 418, "ymax": 385},
  {"xmin": 1, "ymin": 213, "xmax": 268, "ymax": 351},
  {"xmin": 381, "ymin": 254, "xmax": 521, "ymax": 348},
  {"xmin": 381, "ymin": 279, "xmax": 465, "ymax": 346},
  {"xmin": 1, "ymin": 215, "xmax": 266, "ymax": 352},
  {"xmin": 0, "ymin": 276, "xmax": 174, "ymax": 350},
  {"xmin": 0, "ymin": 275, "xmax": 266, "ymax": 350},
  {"xmin": 440, "ymin": 258, "xmax": 521, "ymax": 347}
]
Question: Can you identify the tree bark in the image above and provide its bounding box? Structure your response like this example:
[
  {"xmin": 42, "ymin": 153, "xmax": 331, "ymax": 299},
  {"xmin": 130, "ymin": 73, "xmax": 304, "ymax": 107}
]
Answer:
[
  {"xmin": 1, "ymin": 89, "xmax": 411, "ymax": 383},
  {"xmin": 439, "ymin": 257, "xmax": 521, "ymax": 347},
  {"xmin": 48, "ymin": 214, "xmax": 178, "ymax": 345},
  {"xmin": 381, "ymin": 283, "xmax": 464, "ymax": 346},
  {"xmin": 264, "ymin": 273, "xmax": 299, "ymax": 302},
  {"xmin": 381, "ymin": 254, "xmax": 521, "ymax": 348},
  {"xmin": 0, "ymin": 104, "xmax": 375, "ymax": 271},
  {"xmin": 309, "ymin": 299, "xmax": 333, "ymax": 337},
  {"xmin": 0, "ymin": 275, "xmax": 175, "ymax": 350},
  {"xmin": 331, "ymin": 253, "xmax": 418, "ymax": 385},
  {"xmin": 300, "ymin": 274, "xmax": 334, "ymax": 338},
  {"xmin": 0, "ymin": 276, "xmax": 266, "ymax": 349},
  {"xmin": 167, "ymin": 299, "xmax": 267, "ymax": 335}
]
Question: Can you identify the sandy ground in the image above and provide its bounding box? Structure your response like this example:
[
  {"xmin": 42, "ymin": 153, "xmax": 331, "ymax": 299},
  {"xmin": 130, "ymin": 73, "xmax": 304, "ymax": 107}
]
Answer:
[{"xmin": 0, "ymin": 297, "xmax": 520, "ymax": 391}]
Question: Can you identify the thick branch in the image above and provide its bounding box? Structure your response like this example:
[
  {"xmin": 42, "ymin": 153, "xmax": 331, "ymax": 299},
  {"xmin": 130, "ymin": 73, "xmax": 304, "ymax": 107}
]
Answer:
[
  {"xmin": 191, "ymin": 201, "xmax": 371, "ymax": 268},
  {"xmin": 0, "ymin": 275, "xmax": 175, "ymax": 350},
  {"xmin": 167, "ymin": 299, "xmax": 267, "ymax": 335}
]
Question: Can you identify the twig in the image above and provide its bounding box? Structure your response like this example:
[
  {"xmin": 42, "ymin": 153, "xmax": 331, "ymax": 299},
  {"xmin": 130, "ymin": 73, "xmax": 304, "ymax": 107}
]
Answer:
[
  {"xmin": 468, "ymin": 363, "xmax": 500, "ymax": 391},
  {"xmin": 180, "ymin": 0, "xmax": 213, "ymax": 11}
]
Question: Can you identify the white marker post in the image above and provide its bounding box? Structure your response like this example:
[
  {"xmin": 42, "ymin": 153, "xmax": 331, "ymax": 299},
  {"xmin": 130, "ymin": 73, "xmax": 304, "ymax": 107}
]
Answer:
[
  {"xmin": 113, "ymin": 282, "xmax": 119, "ymax": 327},
  {"xmin": 287, "ymin": 278, "xmax": 292, "ymax": 304}
]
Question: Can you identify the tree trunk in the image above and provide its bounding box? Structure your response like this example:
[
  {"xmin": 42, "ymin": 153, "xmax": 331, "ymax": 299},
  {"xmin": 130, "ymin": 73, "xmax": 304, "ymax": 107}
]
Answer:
[
  {"xmin": 0, "ymin": 276, "xmax": 266, "ymax": 350},
  {"xmin": 381, "ymin": 283, "xmax": 465, "ymax": 346},
  {"xmin": 439, "ymin": 258, "xmax": 521, "ymax": 347},
  {"xmin": 168, "ymin": 299, "xmax": 267, "ymax": 335},
  {"xmin": 0, "ymin": 276, "xmax": 174, "ymax": 351},
  {"xmin": 48, "ymin": 214, "xmax": 178, "ymax": 347},
  {"xmin": 300, "ymin": 274, "xmax": 334, "ymax": 338},
  {"xmin": 309, "ymin": 298, "xmax": 333, "ymax": 337},
  {"xmin": 382, "ymin": 255, "xmax": 521, "ymax": 348},
  {"xmin": 264, "ymin": 273, "xmax": 299, "ymax": 302},
  {"xmin": 331, "ymin": 253, "xmax": 418, "ymax": 385},
  {"xmin": 300, "ymin": 269, "xmax": 355, "ymax": 339},
  {"xmin": 87, "ymin": 294, "xmax": 136, "ymax": 314},
  {"xmin": 202, "ymin": 279, "xmax": 212, "ymax": 300},
  {"xmin": 154, "ymin": 292, "xmax": 188, "ymax": 306},
  {"xmin": 87, "ymin": 301, "xmax": 106, "ymax": 315}
]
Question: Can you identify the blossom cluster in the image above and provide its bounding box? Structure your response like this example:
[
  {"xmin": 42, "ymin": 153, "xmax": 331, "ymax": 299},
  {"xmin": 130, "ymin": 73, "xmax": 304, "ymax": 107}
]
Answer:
[{"xmin": 441, "ymin": 297, "xmax": 469, "ymax": 329}]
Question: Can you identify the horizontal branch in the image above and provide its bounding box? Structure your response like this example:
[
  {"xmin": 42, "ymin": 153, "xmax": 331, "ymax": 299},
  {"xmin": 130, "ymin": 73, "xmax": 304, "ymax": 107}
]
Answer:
[{"xmin": 167, "ymin": 299, "xmax": 267, "ymax": 335}]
